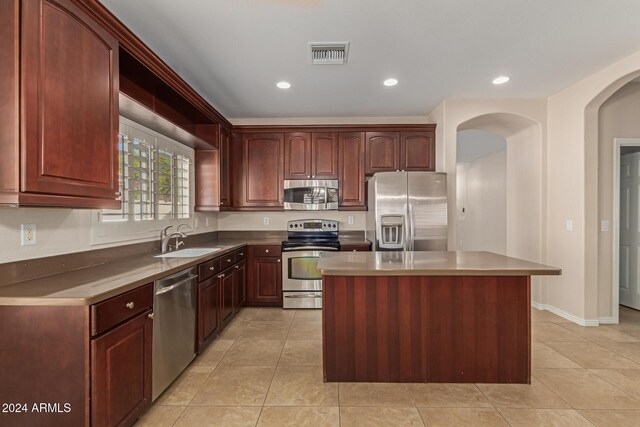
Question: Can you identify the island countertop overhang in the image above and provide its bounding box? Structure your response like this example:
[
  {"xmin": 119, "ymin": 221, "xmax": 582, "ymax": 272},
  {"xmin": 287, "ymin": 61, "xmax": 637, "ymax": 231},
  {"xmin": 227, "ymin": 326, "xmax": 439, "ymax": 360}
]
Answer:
[{"xmin": 318, "ymin": 251, "xmax": 562, "ymax": 276}]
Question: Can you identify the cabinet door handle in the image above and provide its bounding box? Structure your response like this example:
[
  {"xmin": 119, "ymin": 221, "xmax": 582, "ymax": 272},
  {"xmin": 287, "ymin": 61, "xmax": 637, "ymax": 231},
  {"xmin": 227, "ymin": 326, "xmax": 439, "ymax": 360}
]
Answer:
[
  {"xmin": 125, "ymin": 301, "xmax": 135, "ymax": 309},
  {"xmin": 148, "ymin": 312, "xmax": 154, "ymax": 319},
  {"xmin": 265, "ymin": 249, "xmax": 269, "ymax": 253},
  {"xmin": 115, "ymin": 191, "xmax": 121, "ymax": 196},
  {"xmin": 220, "ymin": 201, "xmax": 224, "ymax": 205},
  {"xmin": 277, "ymin": 259, "xmax": 281, "ymax": 263},
  {"xmin": 235, "ymin": 265, "xmax": 239, "ymax": 269}
]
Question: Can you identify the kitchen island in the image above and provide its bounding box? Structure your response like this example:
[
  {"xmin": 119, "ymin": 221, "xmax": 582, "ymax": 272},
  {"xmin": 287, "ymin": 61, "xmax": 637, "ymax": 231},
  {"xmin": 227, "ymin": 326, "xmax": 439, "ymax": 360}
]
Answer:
[{"xmin": 318, "ymin": 251, "xmax": 561, "ymax": 384}]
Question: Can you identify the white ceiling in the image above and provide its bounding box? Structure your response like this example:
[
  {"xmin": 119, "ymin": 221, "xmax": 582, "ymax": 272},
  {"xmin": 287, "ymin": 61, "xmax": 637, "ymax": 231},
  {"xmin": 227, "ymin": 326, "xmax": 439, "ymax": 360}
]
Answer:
[{"xmin": 101, "ymin": 0, "xmax": 640, "ymax": 119}]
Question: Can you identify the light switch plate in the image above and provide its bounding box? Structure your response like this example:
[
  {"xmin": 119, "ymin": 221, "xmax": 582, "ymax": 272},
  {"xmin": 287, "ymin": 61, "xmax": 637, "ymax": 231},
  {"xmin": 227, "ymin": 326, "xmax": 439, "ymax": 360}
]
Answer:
[
  {"xmin": 565, "ymin": 219, "xmax": 573, "ymax": 232},
  {"xmin": 21, "ymin": 223, "xmax": 36, "ymax": 246},
  {"xmin": 601, "ymin": 220, "xmax": 609, "ymax": 232}
]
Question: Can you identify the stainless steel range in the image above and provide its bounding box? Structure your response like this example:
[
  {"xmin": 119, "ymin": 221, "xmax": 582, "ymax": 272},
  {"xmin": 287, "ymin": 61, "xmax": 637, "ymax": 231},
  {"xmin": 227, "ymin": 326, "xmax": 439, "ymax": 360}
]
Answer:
[{"xmin": 281, "ymin": 219, "xmax": 340, "ymax": 309}]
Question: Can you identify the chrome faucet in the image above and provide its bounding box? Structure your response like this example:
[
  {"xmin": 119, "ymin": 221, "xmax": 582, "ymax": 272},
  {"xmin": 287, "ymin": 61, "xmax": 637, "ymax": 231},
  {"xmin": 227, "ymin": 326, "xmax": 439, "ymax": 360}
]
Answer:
[{"xmin": 160, "ymin": 226, "xmax": 187, "ymax": 253}]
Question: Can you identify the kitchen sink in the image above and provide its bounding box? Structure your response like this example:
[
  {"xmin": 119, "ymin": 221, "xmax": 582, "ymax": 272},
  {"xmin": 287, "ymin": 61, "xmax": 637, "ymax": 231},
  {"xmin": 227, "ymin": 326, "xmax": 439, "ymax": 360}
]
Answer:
[{"xmin": 155, "ymin": 248, "xmax": 222, "ymax": 258}]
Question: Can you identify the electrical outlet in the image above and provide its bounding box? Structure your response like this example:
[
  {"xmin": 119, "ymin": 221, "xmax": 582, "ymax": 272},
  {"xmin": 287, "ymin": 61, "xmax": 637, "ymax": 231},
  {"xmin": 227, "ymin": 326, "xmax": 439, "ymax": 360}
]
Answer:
[
  {"xmin": 565, "ymin": 219, "xmax": 573, "ymax": 232},
  {"xmin": 601, "ymin": 220, "xmax": 609, "ymax": 232},
  {"xmin": 263, "ymin": 216, "xmax": 270, "ymax": 225},
  {"xmin": 21, "ymin": 224, "xmax": 36, "ymax": 246},
  {"xmin": 348, "ymin": 215, "xmax": 354, "ymax": 225}
]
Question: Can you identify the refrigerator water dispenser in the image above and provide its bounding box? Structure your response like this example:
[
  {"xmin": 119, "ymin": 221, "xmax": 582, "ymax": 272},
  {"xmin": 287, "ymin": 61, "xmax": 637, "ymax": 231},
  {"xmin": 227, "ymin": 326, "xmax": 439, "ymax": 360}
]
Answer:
[{"xmin": 379, "ymin": 215, "xmax": 405, "ymax": 248}]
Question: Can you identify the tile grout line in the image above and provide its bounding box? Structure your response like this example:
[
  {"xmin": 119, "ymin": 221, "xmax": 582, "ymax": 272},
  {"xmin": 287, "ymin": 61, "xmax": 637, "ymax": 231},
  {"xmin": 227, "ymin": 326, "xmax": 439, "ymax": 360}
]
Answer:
[
  {"xmin": 253, "ymin": 310, "xmax": 296, "ymax": 425},
  {"xmin": 172, "ymin": 309, "xmax": 250, "ymax": 423}
]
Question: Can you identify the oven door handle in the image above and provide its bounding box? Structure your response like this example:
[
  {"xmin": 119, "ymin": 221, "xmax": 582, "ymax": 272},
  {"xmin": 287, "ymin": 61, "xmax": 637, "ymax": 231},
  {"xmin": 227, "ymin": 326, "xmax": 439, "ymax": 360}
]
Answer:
[
  {"xmin": 284, "ymin": 294, "xmax": 323, "ymax": 298},
  {"xmin": 282, "ymin": 246, "xmax": 339, "ymax": 252}
]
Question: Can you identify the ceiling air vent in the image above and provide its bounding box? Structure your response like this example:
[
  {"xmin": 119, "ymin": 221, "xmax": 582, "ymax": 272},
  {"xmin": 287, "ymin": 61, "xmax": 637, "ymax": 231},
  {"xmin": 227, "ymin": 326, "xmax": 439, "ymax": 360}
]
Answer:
[{"xmin": 309, "ymin": 42, "xmax": 350, "ymax": 65}]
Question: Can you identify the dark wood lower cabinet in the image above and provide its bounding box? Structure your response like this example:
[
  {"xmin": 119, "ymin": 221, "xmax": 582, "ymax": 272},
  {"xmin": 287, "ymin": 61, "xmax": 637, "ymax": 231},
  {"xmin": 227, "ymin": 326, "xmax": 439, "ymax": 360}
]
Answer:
[
  {"xmin": 246, "ymin": 246, "xmax": 282, "ymax": 307},
  {"xmin": 234, "ymin": 260, "xmax": 246, "ymax": 308},
  {"xmin": 340, "ymin": 243, "xmax": 371, "ymax": 252},
  {"xmin": 197, "ymin": 276, "xmax": 221, "ymax": 352},
  {"xmin": 221, "ymin": 268, "xmax": 235, "ymax": 323},
  {"xmin": 91, "ymin": 310, "xmax": 153, "ymax": 427},
  {"xmin": 323, "ymin": 275, "xmax": 530, "ymax": 383}
]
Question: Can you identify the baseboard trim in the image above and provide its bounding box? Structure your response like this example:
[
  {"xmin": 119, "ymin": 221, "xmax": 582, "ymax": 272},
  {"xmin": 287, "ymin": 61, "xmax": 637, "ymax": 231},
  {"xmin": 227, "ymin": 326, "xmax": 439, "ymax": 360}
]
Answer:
[
  {"xmin": 531, "ymin": 302, "xmax": 600, "ymax": 326},
  {"xmin": 597, "ymin": 316, "xmax": 617, "ymax": 324}
]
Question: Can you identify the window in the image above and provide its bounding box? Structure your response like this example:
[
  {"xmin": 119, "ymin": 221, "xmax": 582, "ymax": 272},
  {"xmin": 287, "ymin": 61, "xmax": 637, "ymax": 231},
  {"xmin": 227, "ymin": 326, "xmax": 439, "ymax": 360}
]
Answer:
[{"xmin": 93, "ymin": 117, "xmax": 194, "ymax": 243}]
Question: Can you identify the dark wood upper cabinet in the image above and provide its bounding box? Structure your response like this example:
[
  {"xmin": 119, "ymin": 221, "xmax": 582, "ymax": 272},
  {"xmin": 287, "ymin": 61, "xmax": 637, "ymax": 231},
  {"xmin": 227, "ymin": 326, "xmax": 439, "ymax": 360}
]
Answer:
[
  {"xmin": 312, "ymin": 132, "xmax": 339, "ymax": 179},
  {"xmin": 365, "ymin": 132, "xmax": 401, "ymax": 174},
  {"xmin": 401, "ymin": 131, "xmax": 435, "ymax": 171},
  {"xmin": 284, "ymin": 132, "xmax": 338, "ymax": 180},
  {"xmin": 284, "ymin": 132, "xmax": 312, "ymax": 179},
  {"xmin": 338, "ymin": 132, "xmax": 366, "ymax": 209},
  {"xmin": 240, "ymin": 133, "xmax": 284, "ymax": 207},
  {"xmin": 91, "ymin": 310, "xmax": 152, "ymax": 427},
  {"xmin": 18, "ymin": 0, "xmax": 119, "ymax": 208},
  {"xmin": 219, "ymin": 126, "xmax": 232, "ymax": 207}
]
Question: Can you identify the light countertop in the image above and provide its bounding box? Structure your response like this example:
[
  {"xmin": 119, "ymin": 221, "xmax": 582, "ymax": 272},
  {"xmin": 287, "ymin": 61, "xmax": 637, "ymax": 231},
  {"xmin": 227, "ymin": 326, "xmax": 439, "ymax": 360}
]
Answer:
[
  {"xmin": 0, "ymin": 240, "xmax": 252, "ymax": 306},
  {"xmin": 318, "ymin": 251, "xmax": 561, "ymax": 276}
]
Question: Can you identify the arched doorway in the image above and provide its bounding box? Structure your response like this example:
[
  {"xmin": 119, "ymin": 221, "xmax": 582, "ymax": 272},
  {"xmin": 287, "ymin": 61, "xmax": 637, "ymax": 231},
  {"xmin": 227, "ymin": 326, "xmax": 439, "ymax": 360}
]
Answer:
[
  {"xmin": 586, "ymin": 72, "xmax": 640, "ymax": 322},
  {"xmin": 455, "ymin": 112, "xmax": 544, "ymax": 301}
]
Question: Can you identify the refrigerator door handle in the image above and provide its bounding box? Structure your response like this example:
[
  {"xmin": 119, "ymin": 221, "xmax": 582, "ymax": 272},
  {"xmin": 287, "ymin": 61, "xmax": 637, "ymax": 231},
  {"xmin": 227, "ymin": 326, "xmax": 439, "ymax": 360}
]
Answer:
[
  {"xmin": 404, "ymin": 203, "xmax": 410, "ymax": 252},
  {"xmin": 408, "ymin": 204, "xmax": 414, "ymax": 251}
]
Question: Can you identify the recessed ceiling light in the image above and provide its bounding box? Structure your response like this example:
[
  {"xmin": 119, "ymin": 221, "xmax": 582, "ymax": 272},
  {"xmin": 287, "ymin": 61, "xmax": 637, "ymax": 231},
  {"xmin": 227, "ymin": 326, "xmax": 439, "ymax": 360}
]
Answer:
[
  {"xmin": 492, "ymin": 76, "xmax": 510, "ymax": 85},
  {"xmin": 276, "ymin": 81, "xmax": 291, "ymax": 89},
  {"xmin": 383, "ymin": 78, "xmax": 398, "ymax": 87}
]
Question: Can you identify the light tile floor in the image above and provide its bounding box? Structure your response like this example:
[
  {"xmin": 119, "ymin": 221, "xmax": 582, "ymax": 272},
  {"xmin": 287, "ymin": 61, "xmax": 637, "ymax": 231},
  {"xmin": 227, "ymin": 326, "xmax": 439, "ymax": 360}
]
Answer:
[{"xmin": 135, "ymin": 306, "xmax": 640, "ymax": 426}]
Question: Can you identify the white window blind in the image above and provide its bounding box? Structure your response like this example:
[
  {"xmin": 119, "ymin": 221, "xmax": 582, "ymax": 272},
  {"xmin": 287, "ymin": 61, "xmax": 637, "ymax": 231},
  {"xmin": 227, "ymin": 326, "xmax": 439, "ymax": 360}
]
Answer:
[{"xmin": 99, "ymin": 117, "xmax": 194, "ymax": 227}]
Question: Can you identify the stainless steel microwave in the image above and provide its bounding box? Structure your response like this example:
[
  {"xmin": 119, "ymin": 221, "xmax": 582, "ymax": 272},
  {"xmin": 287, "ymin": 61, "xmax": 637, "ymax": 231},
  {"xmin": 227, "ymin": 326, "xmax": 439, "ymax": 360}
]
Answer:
[{"xmin": 283, "ymin": 179, "xmax": 339, "ymax": 210}]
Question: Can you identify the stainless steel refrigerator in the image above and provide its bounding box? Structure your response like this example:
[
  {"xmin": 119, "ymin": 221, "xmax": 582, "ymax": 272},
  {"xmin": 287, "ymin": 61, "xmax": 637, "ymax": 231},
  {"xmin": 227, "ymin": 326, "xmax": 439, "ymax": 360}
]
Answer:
[{"xmin": 366, "ymin": 172, "xmax": 447, "ymax": 251}]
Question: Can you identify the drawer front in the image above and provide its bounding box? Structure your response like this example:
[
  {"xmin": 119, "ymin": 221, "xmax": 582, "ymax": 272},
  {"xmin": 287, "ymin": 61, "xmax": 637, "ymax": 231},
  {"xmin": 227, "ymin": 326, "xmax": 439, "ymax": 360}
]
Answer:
[
  {"xmin": 199, "ymin": 258, "xmax": 220, "ymax": 282},
  {"xmin": 220, "ymin": 252, "xmax": 236, "ymax": 270},
  {"xmin": 340, "ymin": 243, "xmax": 371, "ymax": 252},
  {"xmin": 234, "ymin": 247, "xmax": 247, "ymax": 262},
  {"xmin": 91, "ymin": 283, "xmax": 153, "ymax": 336},
  {"xmin": 251, "ymin": 245, "xmax": 282, "ymax": 257}
]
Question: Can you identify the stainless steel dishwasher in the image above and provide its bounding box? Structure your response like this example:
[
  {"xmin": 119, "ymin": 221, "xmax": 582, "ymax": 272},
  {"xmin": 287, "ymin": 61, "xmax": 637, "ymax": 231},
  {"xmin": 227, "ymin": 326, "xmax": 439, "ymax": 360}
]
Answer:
[{"xmin": 152, "ymin": 266, "xmax": 197, "ymax": 401}]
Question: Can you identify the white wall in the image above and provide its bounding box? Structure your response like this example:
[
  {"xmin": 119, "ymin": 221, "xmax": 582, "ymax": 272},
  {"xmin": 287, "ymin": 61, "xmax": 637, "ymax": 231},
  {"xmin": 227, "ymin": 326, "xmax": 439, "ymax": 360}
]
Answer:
[
  {"xmin": 597, "ymin": 82, "xmax": 640, "ymax": 318},
  {"xmin": 547, "ymin": 48, "xmax": 640, "ymax": 323},
  {"xmin": 217, "ymin": 211, "xmax": 365, "ymax": 231},
  {"xmin": 456, "ymin": 150, "xmax": 507, "ymax": 254},
  {"xmin": 0, "ymin": 208, "xmax": 218, "ymax": 263}
]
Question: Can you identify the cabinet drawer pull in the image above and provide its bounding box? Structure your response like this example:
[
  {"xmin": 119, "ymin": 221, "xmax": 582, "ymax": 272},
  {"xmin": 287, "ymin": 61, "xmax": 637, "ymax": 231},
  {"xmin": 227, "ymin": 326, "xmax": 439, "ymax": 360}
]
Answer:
[
  {"xmin": 227, "ymin": 258, "xmax": 232, "ymax": 262},
  {"xmin": 125, "ymin": 301, "xmax": 135, "ymax": 309},
  {"xmin": 148, "ymin": 312, "xmax": 154, "ymax": 319},
  {"xmin": 239, "ymin": 252, "xmax": 244, "ymax": 256},
  {"xmin": 115, "ymin": 191, "xmax": 121, "ymax": 196},
  {"xmin": 209, "ymin": 266, "xmax": 215, "ymax": 271},
  {"xmin": 235, "ymin": 265, "xmax": 239, "ymax": 269},
  {"xmin": 265, "ymin": 249, "xmax": 269, "ymax": 253},
  {"xmin": 218, "ymin": 274, "xmax": 225, "ymax": 278}
]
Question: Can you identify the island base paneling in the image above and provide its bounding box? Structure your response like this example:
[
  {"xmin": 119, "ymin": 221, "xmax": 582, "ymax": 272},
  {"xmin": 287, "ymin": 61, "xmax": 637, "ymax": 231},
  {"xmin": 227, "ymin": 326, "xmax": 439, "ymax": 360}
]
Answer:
[{"xmin": 322, "ymin": 275, "xmax": 530, "ymax": 384}]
